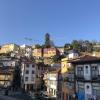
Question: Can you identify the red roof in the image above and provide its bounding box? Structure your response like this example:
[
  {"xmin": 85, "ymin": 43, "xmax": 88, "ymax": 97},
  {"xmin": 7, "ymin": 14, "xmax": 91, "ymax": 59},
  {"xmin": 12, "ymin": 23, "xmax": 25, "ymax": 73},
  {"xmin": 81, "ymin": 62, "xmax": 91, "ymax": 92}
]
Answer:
[{"xmin": 68, "ymin": 55, "xmax": 100, "ymax": 64}]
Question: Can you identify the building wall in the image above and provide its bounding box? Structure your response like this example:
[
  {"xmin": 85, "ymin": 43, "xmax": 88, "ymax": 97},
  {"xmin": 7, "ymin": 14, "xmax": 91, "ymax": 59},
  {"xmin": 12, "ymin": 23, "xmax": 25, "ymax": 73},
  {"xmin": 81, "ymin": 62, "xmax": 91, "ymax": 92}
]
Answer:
[
  {"xmin": 0, "ymin": 74, "xmax": 13, "ymax": 87},
  {"xmin": 84, "ymin": 64, "xmax": 91, "ymax": 80},
  {"xmin": 47, "ymin": 72, "xmax": 58, "ymax": 97},
  {"xmin": 0, "ymin": 44, "xmax": 19, "ymax": 54},
  {"xmin": 68, "ymin": 53, "xmax": 79, "ymax": 59},
  {"xmin": 2, "ymin": 61, "xmax": 16, "ymax": 67},
  {"xmin": 43, "ymin": 48, "xmax": 58, "ymax": 58},
  {"xmin": 32, "ymin": 49, "xmax": 42, "ymax": 57},
  {"xmin": 23, "ymin": 64, "xmax": 36, "ymax": 84},
  {"xmin": 61, "ymin": 58, "xmax": 75, "ymax": 100},
  {"xmin": 76, "ymin": 63, "xmax": 100, "ymax": 80},
  {"xmin": 61, "ymin": 58, "xmax": 69, "ymax": 74},
  {"xmin": 76, "ymin": 63, "xmax": 100, "ymax": 100},
  {"xmin": 85, "ymin": 83, "xmax": 92, "ymax": 99}
]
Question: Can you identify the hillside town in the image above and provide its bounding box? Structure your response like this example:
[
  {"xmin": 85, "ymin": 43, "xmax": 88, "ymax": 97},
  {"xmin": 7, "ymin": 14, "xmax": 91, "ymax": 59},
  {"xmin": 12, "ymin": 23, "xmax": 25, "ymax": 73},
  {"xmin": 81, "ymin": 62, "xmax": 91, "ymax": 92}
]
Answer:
[{"xmin": 0, "ymin": 33, "xmax": 99, "ymax": 100}]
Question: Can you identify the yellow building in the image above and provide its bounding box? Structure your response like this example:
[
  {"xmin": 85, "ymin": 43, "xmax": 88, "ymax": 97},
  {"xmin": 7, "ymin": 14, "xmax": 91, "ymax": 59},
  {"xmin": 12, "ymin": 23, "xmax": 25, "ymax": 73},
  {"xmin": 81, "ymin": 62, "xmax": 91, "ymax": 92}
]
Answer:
[
  {"xmin": 61, "ymin": 58, "xmax": 75, "ymax": 100},
  {"xmin": 43, "ymin": 48, "xmax": 58, "ymax": 58},
  {"xmin": 61, "ymin": 58, "xmax": 69, "ymax": 74},
  {"xmin": 0, "ymin": 43, "xmax": 19, "ymax": 54},
  {"xmin": 32, "ymin": 48, "xmax": 42, "ymax": 58},
  {"xmin": 0, "ymin": 70, "xmax": 13, "ymax": 87}
]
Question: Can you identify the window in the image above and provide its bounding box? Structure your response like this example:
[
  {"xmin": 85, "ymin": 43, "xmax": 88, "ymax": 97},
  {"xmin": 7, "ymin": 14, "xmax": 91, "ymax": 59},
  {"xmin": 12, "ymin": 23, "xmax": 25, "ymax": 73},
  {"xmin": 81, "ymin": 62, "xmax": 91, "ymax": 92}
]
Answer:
[
  {"xmin": 31, "ymin": 77, "xmax": 34, "ymax": 81},
  {"xmin": 32, "ymin": 70, "xmax": 34, "ymax": 74},
  {"xmin": 25, "ymin": 77, "xmax": 28, "ymax": 81},
  {"xmin": 87, "ymin": 85, "xmax": 89, "ymax": 89},
  {"xmin": 78, "ymin": 82, "xmax": 84, "ymax": 93},
  {"xmin": 92, "ymin": 83, "xmax": 100, "ymax": 96},
  {"xmin": 77, "ymin": 67, "xmax": 84, "ymax": 76},
  {"xmin": 92, "ymin": 66, "xmax": 98, "ymax": 77},
  {"xmin": 85, "ymin": 66, "xmax": 88, "ymax": 74},
  {"xmin": 66, "ymin": 82, "xmax": 74, "ymax": 89},
  {"xmin": 32, "ymin": 64, "xmax": 35, "ymax": 68},
  {"xmin": 26, "ymin": 64, "xmax": 29, "ymax": 68},
  {"xmin": 25, "ymin": 70, "xmax": 29, "ymax": 74}
]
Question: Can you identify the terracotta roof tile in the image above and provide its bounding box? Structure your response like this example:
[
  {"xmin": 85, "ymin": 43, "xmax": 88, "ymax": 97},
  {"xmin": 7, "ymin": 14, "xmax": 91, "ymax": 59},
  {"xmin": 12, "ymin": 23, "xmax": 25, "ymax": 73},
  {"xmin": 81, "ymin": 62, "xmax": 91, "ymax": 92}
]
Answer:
[{"xmin": 68, "ymin": 55, "xmax": 100, "ymax": 63}]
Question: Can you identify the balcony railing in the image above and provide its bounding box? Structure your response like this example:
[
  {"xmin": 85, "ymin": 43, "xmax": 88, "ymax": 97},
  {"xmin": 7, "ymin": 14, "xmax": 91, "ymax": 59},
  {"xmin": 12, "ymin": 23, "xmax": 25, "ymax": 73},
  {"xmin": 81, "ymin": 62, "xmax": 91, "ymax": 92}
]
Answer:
[
  {"xmin": 75, "ymin": 75, "xmax": 84, "ymax": 81},
  {"xmin": 76, "ymin": 75, "xmax": 100, "ymax": 82},
  {"xmin": 92, "ymin": 75, "xmax": 100, "ymax": 82}
]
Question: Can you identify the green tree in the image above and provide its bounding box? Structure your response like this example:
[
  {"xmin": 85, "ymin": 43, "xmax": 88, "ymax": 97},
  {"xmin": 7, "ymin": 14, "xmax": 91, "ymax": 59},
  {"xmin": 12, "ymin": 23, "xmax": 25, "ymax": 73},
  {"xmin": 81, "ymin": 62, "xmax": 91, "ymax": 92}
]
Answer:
[
  {"xmin": 71, "ymin": 40, "xmax": 82, "ymax": 52},
  {"xmin": 83, "ymin": 40, "xmax": 93, "ymax": 52},
  {"xmin": 64, "ymin": 43, "xmax": 72, "ymax": 51},
  {"xmin": 35, "ymin": 44, "xmax": 41, "ymax": 48},
  {"xmin": 52, "ymin": 55, "xmax": 65, "ymax": 63}
]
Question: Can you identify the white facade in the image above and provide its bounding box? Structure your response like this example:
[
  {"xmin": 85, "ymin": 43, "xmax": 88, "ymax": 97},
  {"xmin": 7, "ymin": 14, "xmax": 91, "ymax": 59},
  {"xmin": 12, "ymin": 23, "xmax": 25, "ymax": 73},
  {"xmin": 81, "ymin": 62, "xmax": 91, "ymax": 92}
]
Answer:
[
  {"xmin": 20, "ymin": 44, "xmax": 32, "ymax": 58},
  {"xmin": 68, "ymin": 52, "xmax": 79, "ymax": 59},
  {"xmin": 84, "ymin": 65, "xmax": 91, "ymax": 80},
  {"xmin": 76, "ymin": 63, "xmax": 100, "ymax": 100},
  {"xmin": 21, "ymin": 62, "xmax": 36, "ymax": 91},
  {"xmin": 47, "ymin": 72, "xmax": 58, "ymax": 97}
]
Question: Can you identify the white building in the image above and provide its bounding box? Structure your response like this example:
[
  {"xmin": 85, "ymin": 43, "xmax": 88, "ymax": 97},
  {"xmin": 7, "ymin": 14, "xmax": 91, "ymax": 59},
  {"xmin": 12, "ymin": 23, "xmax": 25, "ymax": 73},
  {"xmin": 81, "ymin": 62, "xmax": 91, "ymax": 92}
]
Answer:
[
  {"xmin": 46, "ymin": 69, "xmax": 61, "ymax": 98},
  {"xmin": 20, "ymin": 44, "xmax": 32, "ymax": 58},
  {"xmin": 69, "ymin": 55, "xmax": 100, "ymax": 100},
  {"xmin": 21, "ymin": 61, "xmax": 36, "ymax": 91},
  {"xmin": 68, "ymin": 50, "xmax": 79, "ymax": 59}
]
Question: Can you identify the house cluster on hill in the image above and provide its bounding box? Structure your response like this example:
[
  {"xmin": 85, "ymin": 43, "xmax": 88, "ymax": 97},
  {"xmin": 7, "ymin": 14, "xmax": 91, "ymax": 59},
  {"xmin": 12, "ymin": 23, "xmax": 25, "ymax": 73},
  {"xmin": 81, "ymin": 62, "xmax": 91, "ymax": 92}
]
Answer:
[{"xmin": 0, "ymin": 34, "xmax": 100, "ymax": 100}]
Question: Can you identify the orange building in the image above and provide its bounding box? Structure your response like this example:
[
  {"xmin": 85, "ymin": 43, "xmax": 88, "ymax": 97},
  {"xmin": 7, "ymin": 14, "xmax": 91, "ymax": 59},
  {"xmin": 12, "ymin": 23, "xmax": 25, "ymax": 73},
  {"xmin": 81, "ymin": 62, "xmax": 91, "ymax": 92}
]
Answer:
[{"xmin": 43, "ymin": 48, "xmax": 59, "ymax": 58}]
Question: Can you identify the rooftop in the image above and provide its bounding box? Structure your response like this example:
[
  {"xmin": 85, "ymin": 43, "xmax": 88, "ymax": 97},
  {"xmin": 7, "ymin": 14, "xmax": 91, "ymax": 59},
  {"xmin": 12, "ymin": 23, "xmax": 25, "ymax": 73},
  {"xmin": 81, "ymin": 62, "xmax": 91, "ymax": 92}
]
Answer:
[{"xmin": 68, "ymin": 55, "xmax": 100, "ymax": 64}]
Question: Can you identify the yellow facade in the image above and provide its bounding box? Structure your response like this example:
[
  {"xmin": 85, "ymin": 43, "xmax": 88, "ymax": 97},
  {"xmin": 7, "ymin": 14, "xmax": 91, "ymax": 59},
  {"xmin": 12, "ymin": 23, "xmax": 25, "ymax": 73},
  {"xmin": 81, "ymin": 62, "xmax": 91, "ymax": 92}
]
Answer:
[
  {"xmin": 32, "ymin": 49, "xmax": 42, "ymax": 57},
  {"xmin": 0, "ymin": 44, "xmax": 19, "ymax": 54},
  {"xmin": 61, "ymin": 58, "xmax": 69, "ymax": 74},
  {"xmin": 43, "ymin": 48, "xmax": 57, "ymax": 58},
  {"xmin": 0, "ymin": 73, "xmax": 13, "ymax": 87},
  {"xmin": 0, "ymin": 74, "xmax": 12, "ymax": 81}
]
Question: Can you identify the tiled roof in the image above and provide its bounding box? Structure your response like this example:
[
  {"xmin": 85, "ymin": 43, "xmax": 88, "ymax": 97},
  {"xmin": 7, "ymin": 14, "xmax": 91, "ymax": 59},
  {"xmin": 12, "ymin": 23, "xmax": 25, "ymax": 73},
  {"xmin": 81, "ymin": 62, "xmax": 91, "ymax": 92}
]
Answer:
[{"xmin": 68, "ymin": 55, "xmax": 100, "ymax": 63}]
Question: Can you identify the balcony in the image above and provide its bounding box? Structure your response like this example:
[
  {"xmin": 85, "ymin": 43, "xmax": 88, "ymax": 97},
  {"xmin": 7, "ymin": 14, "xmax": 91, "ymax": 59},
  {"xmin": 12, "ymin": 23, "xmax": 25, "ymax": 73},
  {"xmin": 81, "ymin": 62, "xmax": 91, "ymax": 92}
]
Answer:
[
  {"xmin": 66, "ymin": 82, "xmax": 74, "ymax": 90},
  {"xmin": 75, "ymin": 75, "xmax": 84, "ymax": 81},
  {"xmin": 63, "ymin": 77, "xmax": 74, "ymax": 82},
  {"xmin": 92, "ymin": 75, "xmax": 100, "ymax": 82}
]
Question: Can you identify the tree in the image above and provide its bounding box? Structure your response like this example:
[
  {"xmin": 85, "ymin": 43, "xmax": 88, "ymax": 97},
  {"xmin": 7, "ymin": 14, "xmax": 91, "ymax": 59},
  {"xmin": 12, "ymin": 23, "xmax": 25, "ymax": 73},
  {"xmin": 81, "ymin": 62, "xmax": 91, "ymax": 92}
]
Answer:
[
  {"xmin": 52, "ymin": 55, "xmax": 65, "ymax": 63},
  {"xmin": 35, "ymin": 44, "xmax": 41, "ymax": 48},
  {"xmin": 64, "ymin": 43, "xmax": 72, "ymax": 52},
  {"xmin": 83, "ymin": 40, "xmax": 93, "ymax": 52},
  {"xmin": 71, "ymin": 40, "xmax": 82, "ymax": 52}
]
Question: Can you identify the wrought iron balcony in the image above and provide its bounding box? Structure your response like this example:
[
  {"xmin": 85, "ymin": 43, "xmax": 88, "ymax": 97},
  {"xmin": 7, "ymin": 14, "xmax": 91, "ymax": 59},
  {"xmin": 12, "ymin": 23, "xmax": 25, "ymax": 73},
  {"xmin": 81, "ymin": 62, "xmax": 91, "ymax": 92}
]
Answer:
[
  {"xmin": 92, "ymin": 75, "xmax": 100, "ymax": 82},
  {"xmin": 75, "ymin": 75, "xmax": 84, "ymax": 81}
]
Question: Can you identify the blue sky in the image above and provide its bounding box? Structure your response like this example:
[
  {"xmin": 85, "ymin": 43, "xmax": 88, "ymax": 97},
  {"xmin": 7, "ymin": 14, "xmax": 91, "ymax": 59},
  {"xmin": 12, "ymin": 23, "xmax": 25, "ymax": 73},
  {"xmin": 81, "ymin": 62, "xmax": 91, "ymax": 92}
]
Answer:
[{"xmin": 0, "ymin": 0, "xmax": 100, "ymax": 46}]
